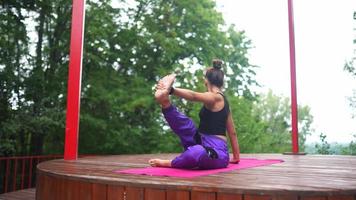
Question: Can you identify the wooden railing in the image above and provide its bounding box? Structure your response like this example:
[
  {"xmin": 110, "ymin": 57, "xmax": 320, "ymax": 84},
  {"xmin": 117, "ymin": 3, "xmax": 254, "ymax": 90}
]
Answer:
[{"xmin": 0, "ymin": 155, "xmax": 63, "ymax": 194}]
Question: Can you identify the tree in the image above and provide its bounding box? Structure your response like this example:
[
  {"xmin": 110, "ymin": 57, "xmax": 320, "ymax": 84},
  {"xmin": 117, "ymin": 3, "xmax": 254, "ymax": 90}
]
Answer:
[
  {"xmin": 343, "ymin": 11, "xmax": 356, "ymax": 154},
  {"xmin": 190, "ymin": 90, "xmax": 314, "ymax": 154},
  {"xmin": 1, "ymin": 0, "xmax": 259, "ymax": 156},
  {"xmin": 76, "ymin": 0, "xmax": 260, "ymax": 154},
  {"xmin": 0, "ymin": 0, "xmax": 32, "ymax": 156},
  {"xmin": 0, "ymin": 0, "xmax": 72, "ymax": 156},
  {"xmin": 251, "ymin": 90, "xmax": 314, "ymax": 153},
  {"xmin": 315, "ymin": 133, "xmax": 332, "ymax": 155},
  {"xmin": 347, "ymin": 134, "xmax": 356, "ymax": 155}
]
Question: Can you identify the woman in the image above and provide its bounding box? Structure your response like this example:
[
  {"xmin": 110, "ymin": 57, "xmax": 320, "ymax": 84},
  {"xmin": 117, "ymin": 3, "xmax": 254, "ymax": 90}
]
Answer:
[{"xmin": 149, "ymin": 59, "xmax": 240, "ymax": 169}]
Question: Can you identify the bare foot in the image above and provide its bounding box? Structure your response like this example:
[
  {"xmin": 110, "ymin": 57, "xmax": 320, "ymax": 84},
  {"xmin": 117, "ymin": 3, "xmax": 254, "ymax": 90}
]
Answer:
[
  {"xmin": 164, "ymin": 74, "xmax": 176, "ymax": 89},
  {"xmin": 154, "ymin": 81, "xmax": 169, "ymax": 103},
  {"xmin": 148, "ymin": 159, "xmax": 172, "ymax": 167},
  {"xmin": 154, "ymin": 74, "xmax": 176, "ymax": 105}
]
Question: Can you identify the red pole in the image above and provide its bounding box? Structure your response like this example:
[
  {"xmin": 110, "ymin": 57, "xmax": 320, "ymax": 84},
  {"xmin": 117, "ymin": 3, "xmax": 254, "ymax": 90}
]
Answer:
[
  {"xmin": 288, "ymin": 0, "xmax": 299, "ymax": 153},
  {"xmin": 64, "ymin": 0, "xmax": 86, "ymax": 160}
]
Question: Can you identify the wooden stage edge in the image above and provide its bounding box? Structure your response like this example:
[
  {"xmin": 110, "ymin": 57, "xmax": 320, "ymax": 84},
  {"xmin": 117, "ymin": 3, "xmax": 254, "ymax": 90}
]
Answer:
[{"xmin": 36, "ymin": 154, "xmax": 356, "ymax": 200}]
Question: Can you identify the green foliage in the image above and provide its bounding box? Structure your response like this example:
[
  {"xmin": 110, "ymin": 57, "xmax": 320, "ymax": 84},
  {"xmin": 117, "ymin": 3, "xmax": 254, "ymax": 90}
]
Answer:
[
  {"xmin": 0, "ymin": 0, "xmax": 259, "ymax": 156},
  {"xmin": 315, "ymin": 133, "xmax": 332, "ymax": 155},
  {"xmin": 230, "ymin": 95, "xmax": 266, "ymax": 153},
  {"xmin": 344, "ymin": 60, "xmax": 356, "ymax": 77},
  {"xmin": 340, "ymin": 134, "xmax": 356, "ymax": 155},
  {"xmin": 343, "ymin": 18, "xmax": 356, "ymax": 154},
  {"xmin": 186, "ymin": 89, "xmax": 314, "ymax": 154},
  {"xmin": 0, "ymin": 0, "xmax": 71, "ymax": 156},
  {"xmin": 0, "ymin": 1, "xmax": 30, "ymax": 156},
  {"xmin": 75, "ymin": 0, "xmax": 260, "ymax": 155},
  {"xmin": 1, "ymin": 0, "xmax": 319, "ymax": 157},
  {"xmin": 245, "ymin": 90, "xmax": 313, "ymax": 153}
]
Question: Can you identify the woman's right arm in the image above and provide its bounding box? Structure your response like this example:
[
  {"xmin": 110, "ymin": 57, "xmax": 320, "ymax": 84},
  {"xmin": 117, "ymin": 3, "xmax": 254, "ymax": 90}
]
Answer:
[
  {"xmin": 226, "ymin": 112, "xmax": 240, "ymax": 163},
  {"xmin": 172, "ymin": 87, "xmax": 216, "ymax": 105}
]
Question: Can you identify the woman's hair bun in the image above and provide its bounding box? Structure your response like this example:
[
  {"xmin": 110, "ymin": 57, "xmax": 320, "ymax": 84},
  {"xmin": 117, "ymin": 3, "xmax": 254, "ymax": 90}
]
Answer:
[{"xmin": 212, "ymin": 59, "xmax": 223, "ymax": 70}]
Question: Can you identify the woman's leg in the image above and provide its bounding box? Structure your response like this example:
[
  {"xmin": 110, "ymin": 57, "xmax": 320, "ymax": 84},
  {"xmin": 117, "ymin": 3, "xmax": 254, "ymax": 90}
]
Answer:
[
  {"xmin": 155, "ymin": 74, "xmax": 197, "ymax": 150},
  {"xmin": 197, "ymin": 134, "xmax": 229, "ymax": 169},
  {"xmin": 171, "ymin": 144, "xmax": 206, "ymax": 169},
  {"xmin": 149, "ymin": 105, "xmax": 199, "ymax": 167},
  {"xmin": 150, "ymin": 74, "xmax": 197, "ymax": 167},
  {"xmin": 149, "ymin": 134, "xmax": 229, "ymax": 169},
  {"xmin": 162, "ymin": 105, "xmax": 198, "ymax": 150},
  {"xmin": 170, "ymin": 134, "xmax": 230, "ymax": 170}
]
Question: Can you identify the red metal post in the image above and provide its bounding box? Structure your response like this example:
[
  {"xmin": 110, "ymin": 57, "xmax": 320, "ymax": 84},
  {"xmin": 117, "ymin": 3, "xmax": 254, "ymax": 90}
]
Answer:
[
  {"xmin": 288, "ymin": 0, "xmax": 299, "ymax": 153},
  {"xmin": 64, "ymin": 0, "xmax": 86, "ymax": 160}
]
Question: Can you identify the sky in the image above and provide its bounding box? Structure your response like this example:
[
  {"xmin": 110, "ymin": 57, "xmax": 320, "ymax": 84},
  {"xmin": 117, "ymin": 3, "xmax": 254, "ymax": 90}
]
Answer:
[{"xmin": 216, "ymin": 0, "xmax": 356, "ymax": 144}]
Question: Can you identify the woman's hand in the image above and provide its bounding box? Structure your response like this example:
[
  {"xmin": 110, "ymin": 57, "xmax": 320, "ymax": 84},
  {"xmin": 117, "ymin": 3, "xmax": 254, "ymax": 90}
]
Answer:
[{"xmin": 229, "ymin": 157, "xmax": 240, "ymax": 164}]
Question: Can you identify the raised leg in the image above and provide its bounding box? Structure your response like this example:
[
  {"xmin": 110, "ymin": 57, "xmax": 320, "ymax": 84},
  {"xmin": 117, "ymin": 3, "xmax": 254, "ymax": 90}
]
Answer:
[
  {"xmin": 162, "ymin": 105, "xmax": 198, "ymax": 150},
  {"xmin": 154, "ymin": 74, "xmax": 197, "ymax": 150}
]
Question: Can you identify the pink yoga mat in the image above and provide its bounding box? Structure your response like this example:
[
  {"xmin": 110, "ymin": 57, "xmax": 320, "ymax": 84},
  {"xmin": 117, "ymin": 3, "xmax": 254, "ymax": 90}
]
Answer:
[{"xmin": 114, "ymin": 158, "xmax": 283, "ymax": 178}]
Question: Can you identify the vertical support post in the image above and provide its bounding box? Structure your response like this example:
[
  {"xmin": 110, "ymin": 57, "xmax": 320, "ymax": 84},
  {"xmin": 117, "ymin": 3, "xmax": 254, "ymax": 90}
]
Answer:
[
  {"xmin": 28, "ymin": 158, "xmax": 33, "ymax": 188},
  {"xmin": 288, "ymin": 0, "xmax": 299, "ymax": 154},
  {"xmin": 21, "ymin": 158, "xmax": 25, "ymax": 189},
  {"xmin": 13, "ymin": 159, "xmax": 18, "ymax": 191},
  {"xmin": 64, "ymin": 0, "xmax": 86, "ymax": 160},
  {"xmin": 4, "ymin": 159, "xmax": 9, "ymax": 193}
]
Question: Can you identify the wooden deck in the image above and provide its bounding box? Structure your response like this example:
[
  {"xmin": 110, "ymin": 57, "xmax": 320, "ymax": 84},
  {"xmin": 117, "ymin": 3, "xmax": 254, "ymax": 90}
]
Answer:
[
  {"xmin": 0, "ymin": 188, "xmax": 35, "ymax": 200},
  {"xmin": 35, "ymin": 154, "xmax": 356, "ymax": 200}
]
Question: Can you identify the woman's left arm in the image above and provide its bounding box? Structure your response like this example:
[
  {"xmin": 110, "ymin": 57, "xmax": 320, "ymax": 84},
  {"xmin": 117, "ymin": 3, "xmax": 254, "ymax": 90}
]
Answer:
[{"xmin": 226, "ymin": 112, "xmax": 240, "ymax": 163}]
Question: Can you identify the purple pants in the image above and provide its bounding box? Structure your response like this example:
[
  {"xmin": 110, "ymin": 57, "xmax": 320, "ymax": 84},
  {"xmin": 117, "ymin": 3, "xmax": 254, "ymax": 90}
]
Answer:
[{"xmin": 162, "ymin": 105, "xmax": 229, "ymax": 169}]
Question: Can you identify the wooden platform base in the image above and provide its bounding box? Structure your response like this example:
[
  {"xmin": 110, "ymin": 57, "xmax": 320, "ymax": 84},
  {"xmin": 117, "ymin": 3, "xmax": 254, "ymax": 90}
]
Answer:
[{"xmin": 36, "ymin": 154, "xmax": 356, "ymax": 200}]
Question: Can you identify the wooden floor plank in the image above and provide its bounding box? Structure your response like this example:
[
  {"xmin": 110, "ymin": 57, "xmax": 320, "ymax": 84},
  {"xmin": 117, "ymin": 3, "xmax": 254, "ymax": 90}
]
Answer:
[
  {"xmin": 300, "ymin": 197, "xmax": 327, "ymax": 200},
  {"xmin": 271, "ymin": 195, "xmax": 298, "ymax": 200},
  {"xmin": 327, "ymin": 195, "xmax": 354, "ymax": 200},
  {"xmin": 217, "ymin": 193, "xmax": 243, "ymax": 200},
  {"xmin": 78, "ymin": 181, "xmax": 92, "ymax": 200},
  {"xmin": 166, "ymin": 190, "xmax": 190, "ymax": 200},
  {"xmin": 107, "ymin": 185, "xmax": 124, "ymax": 200},
  {"xmin": 65, "ymin": 179, "xmax": 80, "ymax": 200},
  {"xmin": 144, "ymin": 188, "xmax": 166, "ymax": 200},
  {"xmin": 126, "ymin": 186, "xmax": 144, "ymax": 200},
  {"xmin": 92, "ymin": 183, "xmax": 107, "ymax": 200},
  {"xmin": 0, "ymin": 189, "xmax": 35, "ymax": 200},
  {"xmin": 191, "ymin": 191, "xmax": 216, "ymax": 200},
  {"xmin": 244, "ymin": 194, "xmax": 272, "ymax": 200}
]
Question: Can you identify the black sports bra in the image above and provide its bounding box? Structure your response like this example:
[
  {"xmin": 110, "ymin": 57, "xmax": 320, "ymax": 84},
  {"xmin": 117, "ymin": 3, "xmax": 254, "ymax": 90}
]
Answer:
[{"xmin": 198, "ymin": 92, "xmax": 230, "ymax": 136}]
